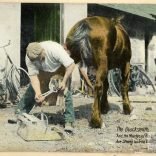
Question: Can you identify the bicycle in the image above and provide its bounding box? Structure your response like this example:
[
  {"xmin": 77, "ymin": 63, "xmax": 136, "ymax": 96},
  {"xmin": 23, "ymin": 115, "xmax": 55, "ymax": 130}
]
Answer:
[
  {"xmin": 0, "ymin": 40, "xmax": 30, "ymax": 107},
  {"xmin": 72, "ymin": 64, "xmax": 156, "ymax": 97},
  {"xmin": 108, "ymin": 65, "xmax": 156, "ymax": 96}
]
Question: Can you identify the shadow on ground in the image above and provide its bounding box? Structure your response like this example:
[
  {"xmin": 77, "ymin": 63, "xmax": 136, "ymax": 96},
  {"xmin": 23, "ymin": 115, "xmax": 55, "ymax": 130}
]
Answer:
[{"xmin": 33, "ymin": 102, "xmax": 122, "ymax": 127}]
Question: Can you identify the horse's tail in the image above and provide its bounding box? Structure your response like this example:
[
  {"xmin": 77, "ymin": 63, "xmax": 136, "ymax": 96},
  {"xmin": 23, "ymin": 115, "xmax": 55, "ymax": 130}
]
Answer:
[
  {"xmin": 66, "ymin": 20, "xmax": 93, "ymax": 66},
  {"xmin": 111, "ymin": 15, "xmax": 128, "ymax": 35},
  {"xmin": 111, "ymin": 15, "xmax": 124, "ymax": 25}
]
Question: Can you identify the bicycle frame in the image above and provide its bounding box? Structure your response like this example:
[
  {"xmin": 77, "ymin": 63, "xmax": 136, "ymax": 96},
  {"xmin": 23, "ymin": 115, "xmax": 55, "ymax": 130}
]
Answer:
[{"xmin": 0, "ymin": 40, "xmax": 30, "ymax": 104}]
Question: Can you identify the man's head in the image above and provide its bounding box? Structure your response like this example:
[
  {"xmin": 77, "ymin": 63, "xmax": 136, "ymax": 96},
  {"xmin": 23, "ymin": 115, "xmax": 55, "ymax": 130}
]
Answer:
[{"xmin": 26, "ymin": 42, "xmax": 45, "ymax": 61}]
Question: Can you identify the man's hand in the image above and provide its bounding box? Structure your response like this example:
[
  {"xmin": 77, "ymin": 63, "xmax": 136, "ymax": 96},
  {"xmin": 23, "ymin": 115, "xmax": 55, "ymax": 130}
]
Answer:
[
  {"xmin": 35, "ymin": 94, "xmax": 45, "ymax": 105},
  {"xmin": 59, "ymin": 81, "xmax": 66, "ymax": 91},
  {"xmin": 30, "ymin": 75, "xmax": 45, "ymax": 105}
]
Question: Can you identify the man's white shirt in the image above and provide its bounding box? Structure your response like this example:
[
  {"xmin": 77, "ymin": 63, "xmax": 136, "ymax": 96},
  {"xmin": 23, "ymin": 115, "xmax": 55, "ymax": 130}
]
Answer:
[{"xmin": 26, "ymin": 41, "xmax": 74, "ymax": 76}]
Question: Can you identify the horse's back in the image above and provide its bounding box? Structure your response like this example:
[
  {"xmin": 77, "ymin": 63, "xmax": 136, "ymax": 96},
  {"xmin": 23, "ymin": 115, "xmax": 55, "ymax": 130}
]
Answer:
[{"xmin": 66, "ymin": 16, "xmax": 131, "ymax": 68}]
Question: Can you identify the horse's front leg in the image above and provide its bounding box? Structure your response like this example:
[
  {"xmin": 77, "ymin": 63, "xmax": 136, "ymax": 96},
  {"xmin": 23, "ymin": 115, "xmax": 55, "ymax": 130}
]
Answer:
[
  {"xmin": 121, "ymin": 61, "xmax": 132, "ymax": 114},
  {"xmin": 90, "ymin": 58, "xmax": 108, "ymax": 128}
]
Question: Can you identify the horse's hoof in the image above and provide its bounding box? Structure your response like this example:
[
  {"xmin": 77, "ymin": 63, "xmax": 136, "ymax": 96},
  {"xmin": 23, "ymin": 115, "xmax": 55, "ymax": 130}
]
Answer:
[
  {"xmin": 123, "ymin": 104, "xmax": 132, "ymax": 115},
  {"xmin": 90, "ymin": 118, "xmax": 102, "ymax": 128}
]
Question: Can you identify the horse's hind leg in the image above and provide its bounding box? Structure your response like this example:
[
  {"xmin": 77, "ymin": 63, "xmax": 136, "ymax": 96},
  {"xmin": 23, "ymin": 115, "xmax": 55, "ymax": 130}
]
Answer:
[
  {"xmin": 120, "ymin": 61, "xmax": 132, "ymax": 114},
  {"xmin": 101, "ymin": 77, "xmax": 109, "ymax": 114}
]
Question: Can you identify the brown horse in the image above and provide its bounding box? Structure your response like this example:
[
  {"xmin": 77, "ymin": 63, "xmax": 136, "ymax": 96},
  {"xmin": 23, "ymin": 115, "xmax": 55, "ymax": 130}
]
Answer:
[{"xmin": 65, "ymin": 16, "xmax": 132, "ymax": 128}]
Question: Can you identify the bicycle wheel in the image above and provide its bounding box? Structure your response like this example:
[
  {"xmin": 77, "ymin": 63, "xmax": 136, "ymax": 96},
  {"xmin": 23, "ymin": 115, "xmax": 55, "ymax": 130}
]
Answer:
[
  {"xmin": 5, "ymin": 67, "xmax": 18, "ymax": 103},
  {"xmin": 0, "ymin": 93, "xmax": 7, "ymax": 106},
  {"xmin": 0, "ymin": 80, "xmax": 7, "ymax": 105},
  {"xmin": 107, "ymin": 71, "xmax": 114, "ymax": 96},
  {"xmin": 137, "ymin": 68, "xmax": 155, "ymax": 94},
  {"xmin": 108, "ymin": 69, "xmax": 121, "ymax": 97},
  {"xmin": 11, "ymin": 67, "xmax": 30, "ymax": 101},
  {"xmin": 0, "ymin": 60, "xmax": 8, "ymax": 105}
]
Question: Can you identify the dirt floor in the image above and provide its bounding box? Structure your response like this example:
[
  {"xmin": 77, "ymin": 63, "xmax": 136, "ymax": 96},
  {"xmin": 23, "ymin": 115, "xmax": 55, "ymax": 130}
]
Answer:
[{"xmin": 0, "ymin": 92, "xmax": 156, "ymax": 153}]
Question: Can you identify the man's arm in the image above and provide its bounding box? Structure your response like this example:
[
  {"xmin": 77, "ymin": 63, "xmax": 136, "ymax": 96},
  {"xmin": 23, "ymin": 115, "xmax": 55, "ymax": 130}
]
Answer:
[
  {"xmin": 30, "ymin": 75, "xmax": 45, "ymax": 104},
  {"xmin": 59, "ymin": 63, "xmax": 75, "ymax": 90}
]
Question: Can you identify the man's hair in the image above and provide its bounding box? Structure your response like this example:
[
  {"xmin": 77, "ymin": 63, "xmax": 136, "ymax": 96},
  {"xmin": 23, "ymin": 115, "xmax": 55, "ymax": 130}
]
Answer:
[{"xmin": 26, "ymin": 42, "xmax": 43, "ymax": 60}]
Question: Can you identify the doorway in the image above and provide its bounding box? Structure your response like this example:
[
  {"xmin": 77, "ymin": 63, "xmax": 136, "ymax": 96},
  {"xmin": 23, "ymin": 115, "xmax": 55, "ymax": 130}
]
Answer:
[{"xmin": 20, "ymin": 3, "xmax": 60, "ymax": 70}]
